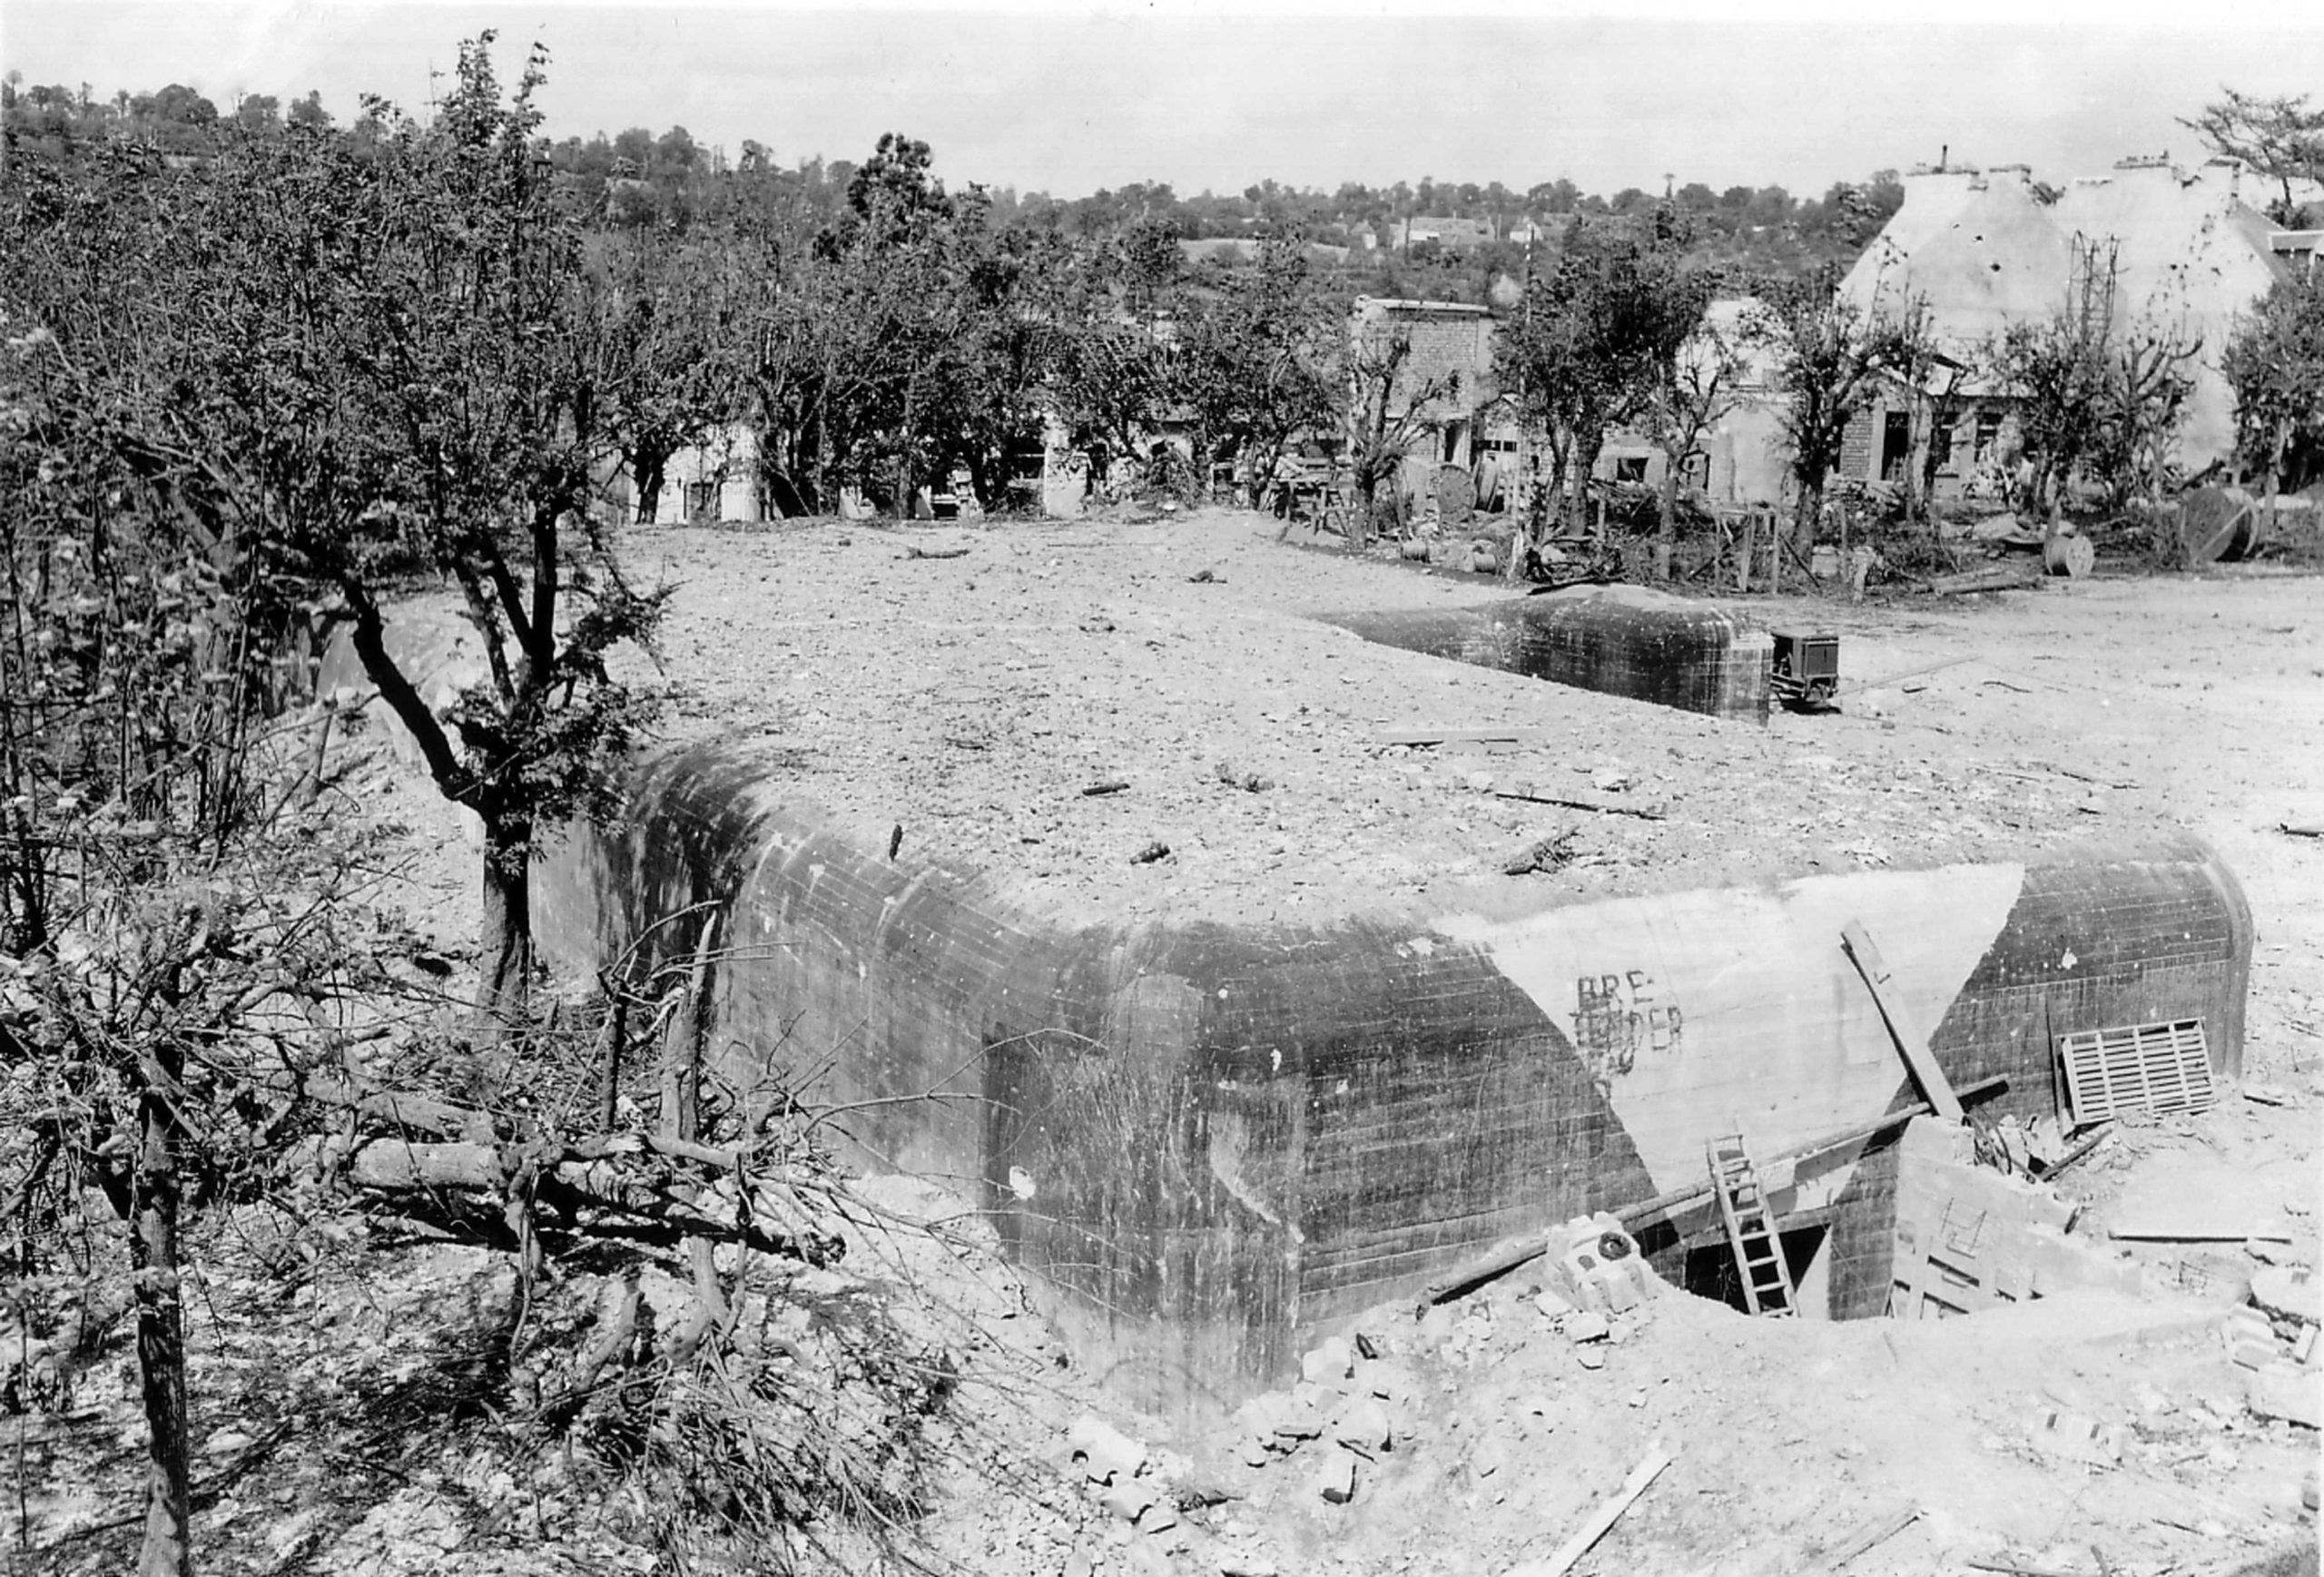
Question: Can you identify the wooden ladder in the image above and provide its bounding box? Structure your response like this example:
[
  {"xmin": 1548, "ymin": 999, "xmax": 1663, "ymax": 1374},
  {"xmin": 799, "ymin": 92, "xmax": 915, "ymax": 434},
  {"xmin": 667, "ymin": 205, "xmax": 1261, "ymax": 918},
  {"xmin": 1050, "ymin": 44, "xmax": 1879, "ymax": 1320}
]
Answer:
[{"xmin": 1708, "ymin": 1134, "xmax": 1797, "ymax": 1317}]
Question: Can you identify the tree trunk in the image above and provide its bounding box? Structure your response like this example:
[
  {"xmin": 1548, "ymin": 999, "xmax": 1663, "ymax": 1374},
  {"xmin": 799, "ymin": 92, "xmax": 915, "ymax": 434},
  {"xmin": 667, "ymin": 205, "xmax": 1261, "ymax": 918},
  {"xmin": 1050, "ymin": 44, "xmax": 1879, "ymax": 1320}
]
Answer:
[
  {"xmin": 1793, "ymin": 471, "xmax": 1824, "ymax": 551},
  {"xmin": 633, "ymin": 450, "xmax": 668, "ymax": 525},
  {"xmin": 133, "ymin": 1050, "xmax": 192, "ymax": 1577},
  {"xmin": 1656, "ymin": 451, "xmax": 1680, "ymax": 581},
  {"xmin": 478, "ymin": 811, "xmax": 535, "ymax": 1055},
  {"xmin": 1570, "ymin": 434, "xmax": 1604, "ymax": 539}
]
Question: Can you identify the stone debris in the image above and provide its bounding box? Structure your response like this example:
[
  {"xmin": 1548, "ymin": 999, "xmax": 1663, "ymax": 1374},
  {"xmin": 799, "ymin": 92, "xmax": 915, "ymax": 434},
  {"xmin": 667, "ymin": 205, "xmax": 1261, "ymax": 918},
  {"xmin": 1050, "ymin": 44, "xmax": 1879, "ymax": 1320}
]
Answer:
[
  {"xmin": 1331, "ymin": 1395, "xmax": 1393, "ymax": 1458},
  {"xmin": 1068, "ymin": 1414, "xmax": 1149, "ymax": 1486},
  {"xmin": 1564, "ymin": 1310, "xmax": 1612, "ymax": 1345},
  {"xmin": 1548, "ymin": 1213, "xmax": 1662, "ymax": 1316},
  {"xmin": 1300, "ymin": 1335, "xmax": 1355, "ymax": 1387},
  {"xmin": 2233, "ymin": 1266, "xmax": 2322, "ymax": 1428},
  {"xmin": 1315, "ymin": 1447, "xmax": 1358, "ymax": 1505},
  {"xmin": 2025, "ymin": 1407, "xmax": 2126, "ymax": 1466}
]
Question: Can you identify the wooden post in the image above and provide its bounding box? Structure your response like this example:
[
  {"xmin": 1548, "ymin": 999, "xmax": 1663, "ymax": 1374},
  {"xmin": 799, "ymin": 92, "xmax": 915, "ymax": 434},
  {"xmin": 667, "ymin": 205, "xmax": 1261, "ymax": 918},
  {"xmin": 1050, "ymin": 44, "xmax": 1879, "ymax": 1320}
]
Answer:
[
  {"xmin": 1737, "ymin": 510, "xmax": 1756, "ymax": 593},
  {"xmin": 1840, "ymin": 920, "xmax": 1965, "ymax": 1121}
]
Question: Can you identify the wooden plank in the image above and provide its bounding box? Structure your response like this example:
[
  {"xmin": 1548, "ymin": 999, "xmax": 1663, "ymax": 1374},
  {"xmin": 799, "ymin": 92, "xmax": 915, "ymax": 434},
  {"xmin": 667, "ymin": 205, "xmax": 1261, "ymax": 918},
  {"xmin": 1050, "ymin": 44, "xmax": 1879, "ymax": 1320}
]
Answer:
[
  {"xmin": 1505, "ymin": 1443, "xmax": 1672, "ymax": 1577},
  {"xmin": 1806, "ymin": 1504, "xmax": 1921, "ymax": 1574},
  {"xmin": 1841, "ymin": 920, "xmax": 1965, "ymax": 1121}
]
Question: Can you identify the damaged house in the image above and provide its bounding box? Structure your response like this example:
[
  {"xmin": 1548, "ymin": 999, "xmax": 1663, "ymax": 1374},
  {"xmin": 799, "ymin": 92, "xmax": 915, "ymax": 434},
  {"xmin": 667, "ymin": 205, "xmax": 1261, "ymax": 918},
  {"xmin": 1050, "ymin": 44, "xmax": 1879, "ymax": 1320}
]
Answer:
[{"xmin": 1833, "ymin": 155, "xmax": 2304, "ymax": 496}]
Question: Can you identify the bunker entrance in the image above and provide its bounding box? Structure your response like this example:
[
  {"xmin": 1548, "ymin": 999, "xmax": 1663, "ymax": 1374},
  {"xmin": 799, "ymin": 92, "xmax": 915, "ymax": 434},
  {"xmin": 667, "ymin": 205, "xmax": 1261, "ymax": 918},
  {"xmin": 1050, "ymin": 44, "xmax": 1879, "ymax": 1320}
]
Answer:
[{"xmin": 1678, "ymin": 1225, "xmax": 1831, "ymax": 1316}]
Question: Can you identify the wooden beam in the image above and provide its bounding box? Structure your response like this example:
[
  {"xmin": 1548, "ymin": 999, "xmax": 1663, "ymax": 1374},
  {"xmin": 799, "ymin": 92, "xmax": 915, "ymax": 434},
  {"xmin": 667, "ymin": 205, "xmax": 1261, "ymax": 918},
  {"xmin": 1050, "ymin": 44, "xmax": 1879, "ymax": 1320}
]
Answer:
[
  {"xmin": 1419, "ymin": 1073, "xmax": 2007, "ymax": 1305},
  {"xmin": 1506, "ymin": 1443, "xmax": 1672, "ymax": 1577},
  {"xmin": 1841, "ymin": 920, "xmax": 1965, "ymax": 1121}
]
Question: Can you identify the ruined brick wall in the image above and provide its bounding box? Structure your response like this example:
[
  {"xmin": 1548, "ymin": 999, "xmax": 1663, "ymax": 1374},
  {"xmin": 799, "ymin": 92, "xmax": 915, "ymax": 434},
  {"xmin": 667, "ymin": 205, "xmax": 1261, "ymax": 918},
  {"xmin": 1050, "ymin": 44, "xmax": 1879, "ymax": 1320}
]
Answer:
[
  {"xmin": 1318, "ymin": 592, "xmax": 1773, "ymax": 722},
  {"xmin": 1388, "ymin": 314, "xmax": 1494, "ymax": 413}
]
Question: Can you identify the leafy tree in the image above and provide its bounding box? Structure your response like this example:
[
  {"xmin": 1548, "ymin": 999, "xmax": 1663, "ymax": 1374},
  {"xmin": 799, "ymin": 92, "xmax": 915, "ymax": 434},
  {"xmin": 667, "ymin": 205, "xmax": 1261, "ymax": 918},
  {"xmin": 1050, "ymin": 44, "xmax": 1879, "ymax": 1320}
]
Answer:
[
  {"xmin": 1173, "ymin": 236, "xmax": 1341, "ymax": 503},
  {"xmin": 2224, "ymin": 266, "xmax": 2324, "ymax": 502},
  {"xmin": 1984, "ymin": 244, "xmax": 2195, "ymax": 520},
  {"xmin": 1493, "ymin": 214, "xmax": 1706, "ymax": 565},
  {"xmin": 2181, "ymin": 87, "xmax": 2324, "ymax": 225},
  {"xmin": 1, "ymin": 143, "xmax": 386, "ymax": 1575},
  {"xmin": 15, "ymin": 39, "xmax": 666, "ymax": 1039},
  {"xmin": 1641, "ymin": 291, "xmax": 1745, "ymax": 578},
  {"xmin": 588, "ymin": 231, "xmax": 747, "ymax": 522},
  {"xmin": 1758, "ymin": 270, "xmax": 1915, "ymax": 543},
  {"xmin": 2089, "ymin": 329, "xmax": 2200, "ymax": 509}
]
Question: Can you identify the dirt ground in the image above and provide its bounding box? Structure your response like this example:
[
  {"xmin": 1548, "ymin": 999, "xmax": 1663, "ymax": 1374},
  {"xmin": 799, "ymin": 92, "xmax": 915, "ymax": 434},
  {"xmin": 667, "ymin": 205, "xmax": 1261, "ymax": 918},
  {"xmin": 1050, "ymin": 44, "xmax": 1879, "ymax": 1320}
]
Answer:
[
  {"xmin": 611, "ymin": 508, "xmax": 2324, "ymax": 1572},
  {"xmin": 21, "ymin": 506, "xmax": 2321, "ymax": 1576}
]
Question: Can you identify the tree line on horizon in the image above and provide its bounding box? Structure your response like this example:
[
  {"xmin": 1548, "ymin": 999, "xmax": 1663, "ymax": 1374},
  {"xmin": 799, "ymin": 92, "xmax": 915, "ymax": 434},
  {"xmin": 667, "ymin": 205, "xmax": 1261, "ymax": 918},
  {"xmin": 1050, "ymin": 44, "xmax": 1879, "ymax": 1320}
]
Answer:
[{"xmin": 1, "ymin": 65, "xmax": 1910, "ymax": 296}]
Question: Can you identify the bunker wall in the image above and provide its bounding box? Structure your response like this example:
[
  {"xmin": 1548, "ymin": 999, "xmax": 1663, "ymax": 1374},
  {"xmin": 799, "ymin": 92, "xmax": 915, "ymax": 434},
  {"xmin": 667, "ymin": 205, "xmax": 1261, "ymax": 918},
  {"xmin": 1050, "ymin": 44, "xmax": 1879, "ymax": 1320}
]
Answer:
[{"xmin": 539, "ymin": 744, "xmax": 2250, "ymax": 1424}]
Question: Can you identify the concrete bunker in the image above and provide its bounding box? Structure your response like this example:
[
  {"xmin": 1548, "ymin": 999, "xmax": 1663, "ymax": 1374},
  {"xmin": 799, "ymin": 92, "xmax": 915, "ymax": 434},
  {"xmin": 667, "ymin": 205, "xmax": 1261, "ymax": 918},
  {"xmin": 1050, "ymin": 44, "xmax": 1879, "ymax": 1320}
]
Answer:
[
  {"xmin": 537, "ymin": 743, "xmax": 2251, "ymax": 1425},
  {"xmin": 1315, "ymin": 585, "xmax": 1775, "ymax": 722}
]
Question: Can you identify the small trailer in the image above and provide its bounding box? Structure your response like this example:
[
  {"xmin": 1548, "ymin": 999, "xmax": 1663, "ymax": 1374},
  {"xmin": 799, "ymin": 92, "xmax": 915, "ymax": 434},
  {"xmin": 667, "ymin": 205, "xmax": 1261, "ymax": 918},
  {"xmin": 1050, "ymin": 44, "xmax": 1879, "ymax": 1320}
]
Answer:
[{"xmin": 1769, "ymin": 628, "xmax": 1840, "ymax": 711}]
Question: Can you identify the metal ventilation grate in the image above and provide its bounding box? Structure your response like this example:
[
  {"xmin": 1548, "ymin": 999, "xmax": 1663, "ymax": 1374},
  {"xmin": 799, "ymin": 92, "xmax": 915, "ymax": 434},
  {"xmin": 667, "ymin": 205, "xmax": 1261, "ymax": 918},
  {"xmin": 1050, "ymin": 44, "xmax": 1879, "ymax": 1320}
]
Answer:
[{"xmin": 2056, "ymin": 1019, "xmax": 2214, "ymax": 1126}]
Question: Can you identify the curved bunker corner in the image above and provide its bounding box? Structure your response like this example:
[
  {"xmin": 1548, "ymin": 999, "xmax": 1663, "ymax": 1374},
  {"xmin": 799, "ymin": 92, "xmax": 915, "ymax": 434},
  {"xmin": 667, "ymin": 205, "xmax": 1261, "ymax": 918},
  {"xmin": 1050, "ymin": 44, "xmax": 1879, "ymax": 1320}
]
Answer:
[
  {"xmin": 539, "ymin": 742, "xmax": 2252, "ymax": 1428},
  {"xmin": 1315, "ymin": 585, "xmax": 1776, "ymax": 722}
]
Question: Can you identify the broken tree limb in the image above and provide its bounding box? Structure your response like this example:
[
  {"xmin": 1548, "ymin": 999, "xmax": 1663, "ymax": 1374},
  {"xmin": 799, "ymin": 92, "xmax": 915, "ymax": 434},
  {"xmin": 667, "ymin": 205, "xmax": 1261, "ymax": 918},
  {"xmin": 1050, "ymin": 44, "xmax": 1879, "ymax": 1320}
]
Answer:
[
  {"xmin": 1421, "ymin": 1074, "xmax": 2007, "ymax": 1305},
  {"xmin": 901, "ymin": 546, "xmax": 968, "ymax": 560},
  {"xmin": 1841, "ymin": 920, "xmax": 1965, "ymax": 1121},
  {"xmin": 1506, "ymin": 1442, "xmax": 1672, "ymax": 1577},
  {"xmin": 1492, "ymin": 787, "xmax": 1667, "ymax": 821},
  {"xmin": 328, "ymin": 1136, "xmax": 843, "ymax": 1264}
]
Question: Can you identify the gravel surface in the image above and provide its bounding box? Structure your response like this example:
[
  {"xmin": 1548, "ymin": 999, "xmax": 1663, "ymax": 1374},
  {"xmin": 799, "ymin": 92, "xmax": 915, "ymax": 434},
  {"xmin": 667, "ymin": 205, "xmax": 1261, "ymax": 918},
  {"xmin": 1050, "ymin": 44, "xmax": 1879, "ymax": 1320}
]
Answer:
[{"xmin": 612, "ymin": 507, "xmax": 2188, "ymax": 931}]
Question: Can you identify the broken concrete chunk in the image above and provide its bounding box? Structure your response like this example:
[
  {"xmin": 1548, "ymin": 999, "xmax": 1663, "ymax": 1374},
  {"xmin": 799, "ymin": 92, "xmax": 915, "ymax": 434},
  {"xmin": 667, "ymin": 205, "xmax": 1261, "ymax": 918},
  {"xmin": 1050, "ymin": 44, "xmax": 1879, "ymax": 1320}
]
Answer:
[
  {"xmin": 1315, "ymin": 1448, "xmax": 1358, "ymax": 1505},
  {"xmin": 1255, "ymin": 1392, "xmax": 1323, "ymax": 1443},
  {"xmin": 1136, "ymin": 1501, "xmax": 1180, "ymax": 1534},
  {"xmin": 1575, "ymin": 1346, "xmax": 1607, "ymax": 1370},
  {"xmin": 1565, "ymin": 1310, "xmax": 1612, "ymax": 1344},
  {"xmin": 1331, "ymin": 1395, "xmax": 1393, "ymax": 1457},
  {"xmin": 1300, "ymin": 1336, "xmax": 1355, "ymax": 1387},
  {"xmin": 2025, "ymin": 1408, "xmax": 2123, "ymax": 1465},
  {"xmin": 1363, "ymin": 1362, "xmax": 1418, "ymax": 1405},
  {"xmin": 1099, "ymin": 1481, "xmax": 1157, "ymax": 1523},
  {"xmin": 2250, "ymin": 1266, "xmax": 2321, "ymax": 1326},
  {"xmin": 2247, "ymin": 1364, "xmax": 2322, "ymax": 1428},
  {"xmin": 1068, "ymin": 1414, "xmax": 1149, "ymax": 1485},
  {"xmin": 1535, "ymin": 1288, "xmax": 1573, "ymax": 1320}
]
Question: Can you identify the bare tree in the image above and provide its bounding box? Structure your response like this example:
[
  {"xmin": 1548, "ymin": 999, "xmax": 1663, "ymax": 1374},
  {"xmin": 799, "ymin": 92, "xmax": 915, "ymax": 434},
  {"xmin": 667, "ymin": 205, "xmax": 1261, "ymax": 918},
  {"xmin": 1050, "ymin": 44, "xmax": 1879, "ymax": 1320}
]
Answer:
[{"xmin": 1343, "ymin": 324, "xmax": 1455, "ymax": 547}]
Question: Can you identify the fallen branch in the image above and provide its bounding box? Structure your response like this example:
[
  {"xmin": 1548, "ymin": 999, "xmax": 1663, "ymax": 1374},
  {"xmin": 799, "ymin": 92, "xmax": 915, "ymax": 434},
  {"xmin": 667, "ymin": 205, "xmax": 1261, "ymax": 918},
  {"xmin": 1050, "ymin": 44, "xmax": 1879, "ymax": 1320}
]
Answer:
[
  {"xmin": 902, "ymin": 546, "xmax": 968, "ymax": 560},
  {"xmin": 1506, "ymin": 1442, "xmax": 1671, "ymax": 1577},
  {"xmin": 1492, "ymin": 788, "xmax": 1667, "ymax": 822},
  {"xmin": 323, "ymin": 1135, "xmax": 843, "ymax": 1265}
]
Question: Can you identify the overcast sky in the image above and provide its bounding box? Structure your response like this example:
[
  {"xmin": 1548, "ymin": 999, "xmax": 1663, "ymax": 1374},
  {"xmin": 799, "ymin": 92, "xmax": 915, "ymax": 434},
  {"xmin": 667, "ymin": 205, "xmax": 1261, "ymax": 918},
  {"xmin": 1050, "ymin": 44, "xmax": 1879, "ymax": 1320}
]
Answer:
[{"xmin": 4, "ymin": 2, "xmax": 2322, "ymax": 200}]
